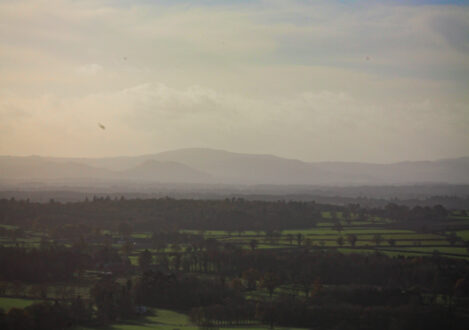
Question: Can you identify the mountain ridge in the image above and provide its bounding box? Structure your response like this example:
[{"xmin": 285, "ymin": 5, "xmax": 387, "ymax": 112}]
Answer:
[{"xmin": 0, "ymin": 148, "xmax": 468, "ymax": 186}]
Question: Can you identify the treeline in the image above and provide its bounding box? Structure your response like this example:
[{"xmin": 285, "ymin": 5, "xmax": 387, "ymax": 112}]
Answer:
[
  {"xmin": 0, "ymin": 297, "xmax": 92, "ymax": 330},
  {"xmin": 1, "ymin": 188, "xmax": 468, "ymax": 209},
  {"xmin": 380, "ymin": 203, "xmax": 449, "ymax": 223},
  {"xmin": 255, "ymin": 298, "xmax": 467, "ymax": 330},
  {"xmin": 137, "ymin": 242, "xmax": 467, "ymax": 290},
  {"xmin": 130, "ymin": 244, "xmax": 469, "ymax": 328},
  {"xmin": 135, "ymin": 251, "xmax": 469, "ymax": 329},
  {"xmin": 0, "ymin": 277, "xmax": 136, "ymax": 330},
  {"xmin": 0, "ymin": 245, "xmax": 124, "ymax": 283},
  {"xmin": 134, "ymin": 271, "xmax": 242, "ymax": 310},
  {"xmin": 0, "ymin": 246, "xmax": 87, "ymax": 282},
  {"xmin": 0, "ymin": 197, "xmax": 451, "ymax": 234},
  {"xmin": 1, "ymin": 243, "xmax": 468, "ymax": 329}
]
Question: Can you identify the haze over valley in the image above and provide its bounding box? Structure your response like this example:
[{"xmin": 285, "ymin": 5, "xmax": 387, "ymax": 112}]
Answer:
[{"xmin": 1, "ymin": 148, "xmax": 468, "ymax": 187}]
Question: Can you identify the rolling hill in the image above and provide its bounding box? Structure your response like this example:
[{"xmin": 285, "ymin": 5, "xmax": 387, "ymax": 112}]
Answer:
[{"xmin": 0, "ymin": 149, "xmax": 468, "ymax": 186}]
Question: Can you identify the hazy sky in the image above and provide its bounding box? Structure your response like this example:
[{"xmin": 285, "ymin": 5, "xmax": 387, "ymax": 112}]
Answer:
[{"xmin": 1, "ymin": 0, "xmax": 468, "ymax": 163}]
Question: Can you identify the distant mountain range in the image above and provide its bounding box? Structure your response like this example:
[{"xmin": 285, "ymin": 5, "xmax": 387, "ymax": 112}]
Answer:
[{"xmin": 0, "ymin": 148, "xmax": 468, "ymax": 186}]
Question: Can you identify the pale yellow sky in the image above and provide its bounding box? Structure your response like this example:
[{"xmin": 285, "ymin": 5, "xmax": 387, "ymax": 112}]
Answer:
[{"xmin": 1, "ymin": 0, "xmax": 468, "ymax": 162}]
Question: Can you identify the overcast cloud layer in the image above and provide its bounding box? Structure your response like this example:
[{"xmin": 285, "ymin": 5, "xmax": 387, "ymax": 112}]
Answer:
[{"xmin": 1, "ymin": 0, "xmax": 468, "ymax": 162}]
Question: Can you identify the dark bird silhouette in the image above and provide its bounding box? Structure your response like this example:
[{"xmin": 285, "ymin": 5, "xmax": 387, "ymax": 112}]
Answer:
[{"xmin": 98, "ymin": 123, "xmax": 106, "ymax": 130}]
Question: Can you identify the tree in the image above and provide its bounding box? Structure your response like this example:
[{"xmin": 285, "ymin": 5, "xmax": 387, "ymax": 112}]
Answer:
[
  {"xmin": 121, "ymin": 240, "xmax": 134, "ymax": 256},
  {"xmin": 242, "ymin": 269, "xmax": 260, "ymax": 290},
  {"xmin": 90, "ymin": 278, "xmax": 134, "ymax": 323},
  {"xmin": 264, "ymin": 230, "xmax": 274, "ymax": 245},
  {"xmin": 344, "ymin": 213, "xmax": 352, "ymax": 225},
  {"xmin": 346, "ymin": 234, "xmax": 358, "ymax": 247},
  {"xmin": 70, "ymin": 296, "xmax": 93, "ymax": 324},
  {"xmin": 249, "ymin": 239, "xmax": 258, "ymax": 251},
  {"xmin": 29, "ymin": 284, "xmax": 47, "ymax": 299},
  {"xmin": 260, "ymin": 273, "xmax": 281, "ymax": 299},
  {"xmin": 296, "ymin": 233, "xmax": 303, "ymax": 247},
  {"xmin": 117, "ymin": 222, "xmax": 132, "ymax": 239},
  {"xmin": 310, "ymin": 277, "xmax": 322, "ymax": 298},
  {"xmin": 333, "ymin": 222, "xmax": 343, "ymax": 234},
  {"xmin": 433, "ymin": 204, "xmax": 448, "ymax": 220},
  {"xmin": 372, "ymin": 234, "xmax": 383, "ymax": 247},
  {"xmin": 12, "ymin": 281, "xmax": 25, "ymax": 297},
  {"xmin": 336, "ymin": 236, "xmax": 344, "ymax": 247},
  {"xmin": 291, "ymin": 272, "xmax": 308, "ymax": 298},
  {"xmin": 138, "ymin": 249, "xmax": 153, "ymax": 271},
  {"xmin": 155, "ymin": 254, "xmax": 169, "ymax": 271},
  {"xmin": 6, "ymin": 308, "xmax": 32, "ymax": 330},
  {"xmin": 230, "ymin": 278, "xmax": 244, "ymax": 292},
  {"xmin": 260, "ymin": 273, "xmax": 281, "ymax": 329},
  {"xmin": 447, "ymin": 232, "xmax": 458, "ymax": 246}
]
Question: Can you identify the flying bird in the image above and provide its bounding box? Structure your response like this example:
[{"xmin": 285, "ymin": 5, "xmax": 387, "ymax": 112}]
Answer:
[{"xmin": 98, "ymin": 123, "xmax": 106, "ymax": 130}]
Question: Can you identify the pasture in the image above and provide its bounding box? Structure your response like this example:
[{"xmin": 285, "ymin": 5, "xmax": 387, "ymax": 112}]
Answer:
[
  {"xmin": 176, "ymin": 213, "xmax": 469, "ymax": 259},
  {"xmin": 0, "ymin": 297, "xmax": 38, "ymax": 310},
  {"xmin": 109, "ymin": 308, "xmax": 306, "ymax": 330}
]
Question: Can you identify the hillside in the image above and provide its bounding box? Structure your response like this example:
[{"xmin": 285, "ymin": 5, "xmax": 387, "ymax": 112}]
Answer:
[{"xmin": 0, "ymin": 149, "xmax": 468, "ymax": 186}]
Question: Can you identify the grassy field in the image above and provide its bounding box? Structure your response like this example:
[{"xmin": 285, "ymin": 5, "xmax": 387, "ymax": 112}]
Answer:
[
  {"xmin": 337, "ymin": 248, "xmax": 439, "ymax": 258},
  {"xmin": 45, "ymin": 218, "xmax": 467, "ymax": 262},
  {"xmin": 128, "ymin": 256, "xmax": 139, "ymax": 266},
  {"xmin": 177, "ymin": 223, "xmax": 468, "ymax": 259},
  {"xmin": 389, "ymin": 246, "xmax": 468, "ymax": 255},
  {"xmin": 283, "ymin": 228, "xmax": 414, "ymax": 235},
  {"xmin": 112, "ymin": 309, "xmax": 196, "ymax": 330},
  {"xmin": 109, "ymin": 308, "xmax": 306, "ymax": 330},
  {"xmin": 453, "ymin": 230, "xmax": 469, "ymax": 241},
  {"xmin": 0, "ymin": 224, "xmax": 18, "ymax": 230},
  {"xmin": 0, "ymin": 297, "xmax": 38, "ymax": 310},
  {"xmin": 177, "ymin": 223, "xmax": 469, "ymax": 259}
]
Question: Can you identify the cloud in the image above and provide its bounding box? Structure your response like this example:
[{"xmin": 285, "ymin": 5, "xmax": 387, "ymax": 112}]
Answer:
[
  {"xmin": 0, "ymin": 0, "xmax": 468, "ymax": 161},
  {"xmin": 1, "ymin": 82, "xmax": 467, "ymax": 162},
  {"xmin": 75, "ymin": 64, "xmax": 103, "ymax": 75}
]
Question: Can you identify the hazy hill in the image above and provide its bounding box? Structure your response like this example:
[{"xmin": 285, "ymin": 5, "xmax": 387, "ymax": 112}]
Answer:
[
  {"xmin": 121, "ymin": 159, "xmax": 211, "ymax": 183},
  {"xmin": 0, "ymin": 149, "xmax": 468, "ymax": 186},
  {"xmin": 0, "ymin": 156, "xmax": 210, "ymax": 184},
  {"xmin": 149, "ymin": 148, "xmax": 469, "ymax": 185},
  {"xmin": 0, "ymin": 156, "xmax": 113, "ymax": 181}
]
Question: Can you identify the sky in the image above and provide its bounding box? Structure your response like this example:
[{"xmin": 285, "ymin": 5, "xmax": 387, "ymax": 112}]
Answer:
[{"xmin": 0, "ymin": 0, "xmax": 468, "ymax": 163}]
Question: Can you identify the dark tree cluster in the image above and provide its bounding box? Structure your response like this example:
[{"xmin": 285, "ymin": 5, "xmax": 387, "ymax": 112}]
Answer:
[
  {"xmin": 0, "ymin": 246, "xmax": 88, "ymax": 282},
  {"xmin": 134, "ymin": 271, "xmax": 243, "ymax": 310},
  {"xmin": 0, "ymin": 298, "xmax": 93, "ymax": 330},
  {"xmin": 0, "ymin": 198, "xmax": 325, "ymax": 232}
]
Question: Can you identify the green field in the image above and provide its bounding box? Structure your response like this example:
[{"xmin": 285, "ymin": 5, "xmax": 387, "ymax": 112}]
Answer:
[
  {"xmin": 389, "ymin": 246, "xmax": 468, "ymax": 255},
  {"xmin": 283, "ymin": 228, "xmax": 414, "ymax": 235},
  {"xmin": 109, "ymin": 308, "xmax": 306, "ymax": 330},
  {"xmin": 0, "ymin": 297, "xmax": 38, "ymax": 310},
  {"xmin": 0, "ymin": 224, "xmax": 18, "ymax": 230},
  {"xmin": 128, "ymin": 255, "xmax": 139, "ymax": 266},
  {"xmin": 453, "ymin": 230, "xmax": 469, "ymax": 241},
  {"xmin": 176, "ymin": 225, "xmax": 469, "ymax": 259}
]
